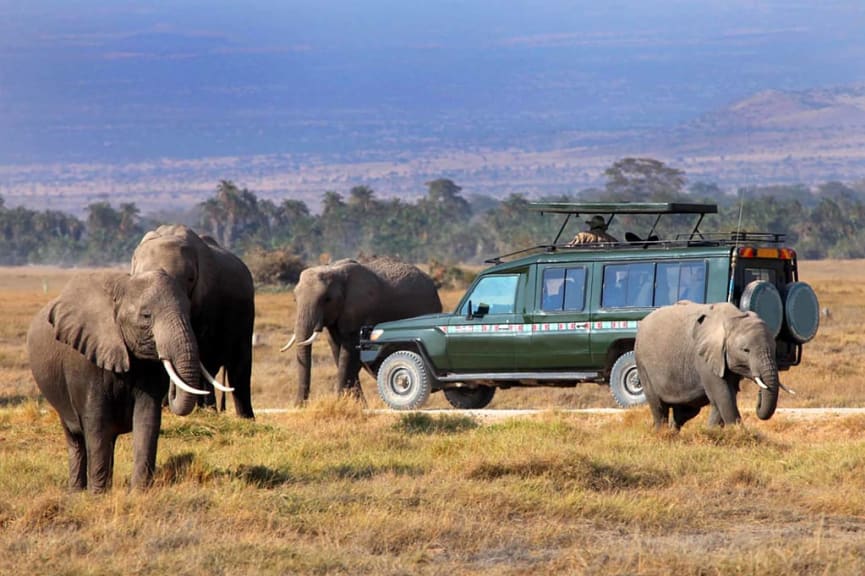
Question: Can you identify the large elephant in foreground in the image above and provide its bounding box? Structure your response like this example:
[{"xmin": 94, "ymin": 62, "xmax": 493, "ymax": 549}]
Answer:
[
  {"xmin": 27, "ymin": 270, "xmax": 211, "ymax": 493},
  {"xmin": 283, "ymin": 257, "xmax": 442, "ymax": 405},
  {"xmin": 132, "ymin": 224, "xmax": 255, "ymax": 419},
  {"xmin": 635, "ymin": 301, "xmax": 784, "ymax": 430}
]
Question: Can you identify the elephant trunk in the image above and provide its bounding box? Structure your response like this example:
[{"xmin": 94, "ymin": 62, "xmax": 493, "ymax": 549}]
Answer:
[
  {"xmin": 293, "ymin": 308, "xmax": 323, "ymax": 406},
  {"xmin": 155, "ymin": 313, "xmax": 203, "ymax": 416},
  {"xmin": 754, "ymin": 351, "xmax": 780, "ymax": 421}
]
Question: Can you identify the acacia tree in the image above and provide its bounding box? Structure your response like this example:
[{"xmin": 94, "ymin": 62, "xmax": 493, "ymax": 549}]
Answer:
[{"xmin": 604, "ymin": 158, "xmax": 687, "ymax": 201}]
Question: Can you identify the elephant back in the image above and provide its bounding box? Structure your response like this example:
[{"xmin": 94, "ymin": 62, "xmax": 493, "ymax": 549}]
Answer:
[{"xmin": 365, "ymin": 257, "xmax": 441, "ymax": 309}]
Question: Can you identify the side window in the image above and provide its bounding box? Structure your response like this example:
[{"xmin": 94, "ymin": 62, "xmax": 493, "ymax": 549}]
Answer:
[
  {"xmin": 656, "ymin": 262, "xmax": 706, "ymax": 306},
  {"xmin": 679, "ymin": 262, "xmax": 706, "ymax": 302},
  {"xmin": 603, "ymin": 265, "xmax": 630, "ymax": 308},
  {"xmin": 541, "ymin": 267, "xmax": 586, "ymax": 312},
  {"xmin": 541, "ymin": 268, "xmax": 565, "ymax": 311},
  {"xmin": 460, "ymin": 274, "xmax": 519, "ymax": 315},
  {"xmin": 564, "ymin": 268, "xmax": 586, "ymax": 311},
  {"xmin": 604, "ymin": 264, "xmax": 654, "ymax": 308}
]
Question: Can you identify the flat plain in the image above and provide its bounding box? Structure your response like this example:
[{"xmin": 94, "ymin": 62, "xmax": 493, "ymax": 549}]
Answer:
[{"xmin": 2, "ymin": 261, "xmax": 865, "ymax": 575}]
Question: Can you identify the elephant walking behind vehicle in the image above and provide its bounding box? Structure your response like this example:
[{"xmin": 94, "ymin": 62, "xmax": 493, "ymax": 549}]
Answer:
[
  {"xmin": 131, "ymin": 224, "xmax": 256, "ymax": 419},
  {"xmin": 283, "ymin": 257, "xmax": 442, "ymax": 405},
  {"xmin": 27, "ymin": 270, "xmax": 211, "ymax": 493},
  {"xmin": 634, "ymin": 301, "xmax": 784, "ymax": 431}
]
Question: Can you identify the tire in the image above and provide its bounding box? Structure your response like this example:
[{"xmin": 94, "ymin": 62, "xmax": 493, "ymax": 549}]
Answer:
[
  {"xmin": 609, "ymin": 350, "xmax": 646, "ymax": 408},
  {"xmin": 443, "ymin": 386, "xmax": 496, "ymax": 409},
  {"xmin": 376, "ymin": 350, "xmax": 432, "ymax": 410},
  {"xmin": 739, "ymin": 280, "xmax": 783, "ymax": 338},
  {"xmin": 782, "ymin": 281, "xmax": 820, "ymax": 343}
]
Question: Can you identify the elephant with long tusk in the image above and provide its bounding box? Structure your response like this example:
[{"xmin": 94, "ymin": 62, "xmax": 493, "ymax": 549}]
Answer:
[
  {"xmin": 27, "ymin": 270, "xmax": 212, "ymax": 493},
  {"xmin": 131, "ymin": 224, "xmax": 255, "ymax": 419},
  {"xmin": 285, "ymin": 257, "xmax": 442, "ymax": 406}
]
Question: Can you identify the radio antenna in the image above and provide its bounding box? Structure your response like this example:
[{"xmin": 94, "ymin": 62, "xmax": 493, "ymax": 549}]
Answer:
[{"xmin": 735, "ymin": 190, "xmax": 745, "ymax": 246}]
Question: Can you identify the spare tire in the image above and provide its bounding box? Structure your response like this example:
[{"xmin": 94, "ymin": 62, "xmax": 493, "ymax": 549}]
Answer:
[
  {"xmin": 739, "ymin": 280, "xmax": 783, "ymax": 337},
  {"xmin": 782, "ymin": 282, "xmax": 820, "ymax": 343}
]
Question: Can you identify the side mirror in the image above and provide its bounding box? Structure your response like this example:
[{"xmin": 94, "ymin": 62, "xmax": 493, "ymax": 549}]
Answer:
[{"xmin": 475, "ymin": 303, "xmax": 490, "ymax": 318}]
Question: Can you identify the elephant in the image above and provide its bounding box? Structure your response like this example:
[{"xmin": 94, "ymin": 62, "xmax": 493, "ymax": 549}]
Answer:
[
  {"xmin": 131, "ymin": 224, "xmax": 256, "ymax": 419},
  {"xmin": 634, "ymin": 301, "xmax": 786, "ymax": 431},
  {"xmin": 27, "ymin": 270, "xmax": 213, "ymax": 493},
  {"xmin": 283, "ymin": 257, "xmax": 442, "ymax": 405}
]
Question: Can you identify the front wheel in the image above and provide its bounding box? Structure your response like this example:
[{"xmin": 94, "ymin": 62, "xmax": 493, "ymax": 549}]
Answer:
[
  {"xmin": 609, "ymin": 351, "xmax": 646, "ymax": 408},
  {"xmin": 376, "ymin": 350, "xmax": 432, "ymax": 410},
  {"xmin": 443, "ymin": 386, "xmax": 496, "ymax": 409}
]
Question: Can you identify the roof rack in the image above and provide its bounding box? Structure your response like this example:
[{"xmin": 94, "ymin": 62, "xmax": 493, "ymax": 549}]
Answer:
[
  {"xmin": 482, "ymin": 202, "xmax": 783, "ymax": 265},
  {"xmin": 530, "ymin": 202, "xmax": 718, "ymax": 246}
]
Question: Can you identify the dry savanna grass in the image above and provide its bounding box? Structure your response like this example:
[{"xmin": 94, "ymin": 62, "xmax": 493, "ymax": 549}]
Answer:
[{"xmin": 1, "ymin": 262, "xmax": 865, "ymax": 575}]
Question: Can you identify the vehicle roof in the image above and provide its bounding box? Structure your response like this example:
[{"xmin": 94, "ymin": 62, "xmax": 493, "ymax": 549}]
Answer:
[
  {"xmin": 529, "ymin": 202, "xmax": 718, "ymax": 215},
  {"xmin": 485, "ymin": 243, "xmax": 735, "ymax": 272}
]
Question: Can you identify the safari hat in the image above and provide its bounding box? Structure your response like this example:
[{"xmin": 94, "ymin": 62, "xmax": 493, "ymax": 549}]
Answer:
[{"xmin": 585, "ymin": 215, "xmax": 607, "ymax": 230}]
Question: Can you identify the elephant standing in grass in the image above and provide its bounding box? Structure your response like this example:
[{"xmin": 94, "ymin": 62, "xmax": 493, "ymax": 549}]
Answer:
[
  {"xmin": 635, "ymin": 301, "xmax": 786, "ymax": 431},
  {"xmin": 283, "ymin": 257, "xmax": 442, "ymax": 405},
  {"xmin": 27, "ymin": 271, "xmax": 212, "ymax": 493},
  {"xmin": 132, "ymin": 224, "xmax": 255, "ymax": 419}
]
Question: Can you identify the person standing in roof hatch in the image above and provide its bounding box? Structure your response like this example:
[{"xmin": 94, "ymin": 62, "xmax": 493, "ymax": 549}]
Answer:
[{"xmin": 567, "ymin": 215, "xmax": 618, "ymax": 245}]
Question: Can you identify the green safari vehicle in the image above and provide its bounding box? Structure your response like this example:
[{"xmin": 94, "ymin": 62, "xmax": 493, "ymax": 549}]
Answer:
[{"xmin": 359, "ymin": 202, "xmax": 820, "ymax": 410}]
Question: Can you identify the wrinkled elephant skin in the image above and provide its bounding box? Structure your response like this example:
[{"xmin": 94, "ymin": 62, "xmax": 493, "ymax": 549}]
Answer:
[
  {"xmin": 27, "ymin": 270, "xmax": 204, "ymax": 493},
  {"xmin": 635, "ymin": 301, "xmax": 781, "ymax": 430}
]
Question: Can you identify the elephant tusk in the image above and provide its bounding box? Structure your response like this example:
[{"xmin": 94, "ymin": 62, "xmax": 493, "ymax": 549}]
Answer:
[
  {"xmin": 298, "ymin": 331, "xmax": 319, "ymax": 346},
  {"xmin": 279, "ymin": 334, "xmax": 296, "ymax": 352},
  {"xmin": 754, "ymin": 377, "xmax": 770, "ymax": 390},
  {"xmin": 779, "ymin": 382, "xmax": 797, "ymax": 395},
  {"xmin": 281, "ymin": 331, "xmax": 319, "ymax": 352},
  {"xmin": 162, "ymin": 359, "xmax": 211, "ymax": 396},
  {"xmin": 200, "ymin": 362, "xmax": 234, "ymax": 393}
]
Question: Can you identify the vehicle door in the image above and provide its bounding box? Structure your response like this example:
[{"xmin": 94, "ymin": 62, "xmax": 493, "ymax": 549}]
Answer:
[
  {"xmin": 524, "ymin": 264, "xmax": 592, "ymax": 369},
  {"xmin": 590, "ymin": 262, "xmax": 656, "ymax": 362},
  {"xmin": 445, "ymin": 270, "xmax": 528, "ymax": 372}
]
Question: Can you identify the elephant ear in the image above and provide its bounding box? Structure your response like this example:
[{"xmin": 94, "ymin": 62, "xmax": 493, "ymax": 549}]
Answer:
[
  {"xmin": 693, "ymin": 308, "xmax": 726, "ymax": 378},
  {"xmin": 48, "ymin": 272, "xmax": 131, "ymax": 373}
]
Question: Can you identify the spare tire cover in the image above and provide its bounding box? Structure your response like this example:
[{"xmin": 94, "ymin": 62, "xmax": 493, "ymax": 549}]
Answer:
[
  {"xmin": 783, "ymin": 281, "xmax": 820, "ymax": 343},
  {"xmin": 739, "ymin": 280, "xmax": 783, "ymax": 337}
]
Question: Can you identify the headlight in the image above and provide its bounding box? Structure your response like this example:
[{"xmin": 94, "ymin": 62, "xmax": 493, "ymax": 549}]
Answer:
[{"xmin": 370, "ymin": 329, "xmax": 384, "ymax": 341}]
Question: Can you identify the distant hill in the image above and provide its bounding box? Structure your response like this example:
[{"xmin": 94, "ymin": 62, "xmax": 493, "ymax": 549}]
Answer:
[
  {"xmin": 655, "ymin": 85, "xmax": 865, "ymax": 185},
  {"xmin": 702, "ymin": 86, "xmax": 865, "ymax": 130},
  {"xmin": 3, "ymin": 86, "xmax": 865, "ymax": 216}
]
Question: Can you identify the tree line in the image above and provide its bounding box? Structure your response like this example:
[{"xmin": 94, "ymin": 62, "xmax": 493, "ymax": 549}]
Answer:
[{"xmin": 2, "ymin": 158, "xmax": 865, "ymax": 271}]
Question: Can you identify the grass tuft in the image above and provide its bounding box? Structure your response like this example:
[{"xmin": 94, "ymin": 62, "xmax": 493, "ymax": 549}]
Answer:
[{"xmin": 395, "ymin": 412, "xmax": 479, "ymax": 435}]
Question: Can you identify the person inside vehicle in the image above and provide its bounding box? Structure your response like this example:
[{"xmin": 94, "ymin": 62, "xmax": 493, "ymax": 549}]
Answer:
[{"xmin": 568, "ymin": 215, "xmax": 618, "ymax": 245}]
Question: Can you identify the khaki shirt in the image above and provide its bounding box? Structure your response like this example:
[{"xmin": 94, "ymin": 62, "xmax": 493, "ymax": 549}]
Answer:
[{"xmin": 567, "ymin": 230, "xmax": 619, "ymax": 246}]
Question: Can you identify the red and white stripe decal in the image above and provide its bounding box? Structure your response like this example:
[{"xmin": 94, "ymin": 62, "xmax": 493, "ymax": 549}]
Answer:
[{"xmin": 436, "ymin": 320, "xmax": 638, "ymax": 334}]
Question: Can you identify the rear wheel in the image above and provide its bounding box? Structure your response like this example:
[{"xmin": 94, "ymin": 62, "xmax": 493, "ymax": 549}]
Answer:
[
  {"xmin": 443, "ymin": 386, "xmax": 496, "ymax": 409},
  {"xmin": 376, "ymin": 350, "xmax": 432, "ymax": 410},
  {"xmin": 609, "ymin": 351, "xmax": 645, "ymax": 407}
]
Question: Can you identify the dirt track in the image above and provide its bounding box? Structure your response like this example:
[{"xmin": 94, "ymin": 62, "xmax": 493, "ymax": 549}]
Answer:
[{"xmin": 258, "ymin": 407, "xmax": 865, "ymax": 421}]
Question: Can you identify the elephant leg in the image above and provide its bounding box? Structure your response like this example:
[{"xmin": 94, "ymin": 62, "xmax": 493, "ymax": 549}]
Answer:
[
  {"xmin": 227, "ymin": 348, "xmax": 255, "ymax": 420},
  {"xmin": 85, "ymin": 431, "xmax": 117, "ymax": 494},
  {"xmin": 672, "ymin": 405, "xmax": 703, "ymax": 430},
  {"xmin": 130, "ymin": 394, "xmax": 162, "ymax": 490},
  {"xmin": 705, "ymin": 381, "xmax": 742, "ymax": 426},
  {"xmin": 642, "ymin": 380, "xmax": 669, "ymax": 430},
  {"xmin": 707, "ymin": 404, "xmax": 724, "ymax": 427},
  {"xmin": 336, "ymin": 338, "xmax": 366, "ymax": 405},
  {"xmin": 62, "ymin": 424, "xmax": 88, "ymax": 491}
]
